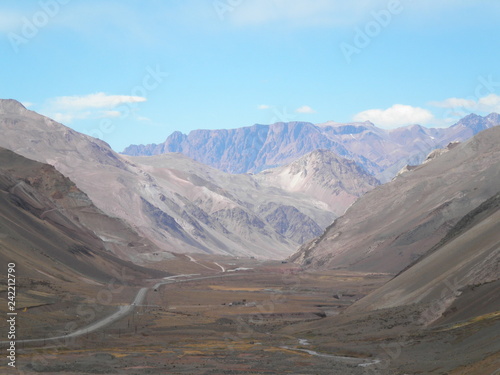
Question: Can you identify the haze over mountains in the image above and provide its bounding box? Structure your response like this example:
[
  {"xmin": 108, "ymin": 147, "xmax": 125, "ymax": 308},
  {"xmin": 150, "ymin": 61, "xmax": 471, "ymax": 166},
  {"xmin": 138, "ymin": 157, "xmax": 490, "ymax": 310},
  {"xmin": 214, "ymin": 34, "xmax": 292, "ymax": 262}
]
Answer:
[{"xmin": 123, "ymin": 113, "xmax": 500, "ymax": 182}]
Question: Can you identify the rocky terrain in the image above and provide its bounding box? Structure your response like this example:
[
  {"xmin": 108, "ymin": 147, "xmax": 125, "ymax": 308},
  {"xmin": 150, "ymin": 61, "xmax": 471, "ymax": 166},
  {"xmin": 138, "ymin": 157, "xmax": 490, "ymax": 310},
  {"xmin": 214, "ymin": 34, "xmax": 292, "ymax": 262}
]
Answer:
[
  {"xmin": 2, "ymin": 247, "xmax": 497, "ymax": 374},
  {"xmin": 123, "ymin": 113, "xmax": 500, "ymax": 182},
  {"xmin": 290, "ymin": 126, "xmax": 500, "ymax": 274},
  {"xmin": 0, "ymin": 146, "xmax": 166, "ymax": 279},
  {"xmin": 283, "ymin": 184, "xmax": 499, "ymax": 375},
  {"xmin": 0, "ymin": 99, "xmax": 377, "ymax": 259},
  {"xmin": 254, "ymin": 149, "xmax": 380, "ymax": 216},
  {"xmin": 123, "ymin": 152, "xmax": 337, "ymax": 257},
  {"xmin": 350, "ymin": 191, "xmax": 499, "ymax": 318},
  {"xmin": 0, "ymin": 147, "xmax": 172, "ymax": 345},
  {"xmin": 0, "ymin": 101, "xmax": 497, "ymax": 374}
]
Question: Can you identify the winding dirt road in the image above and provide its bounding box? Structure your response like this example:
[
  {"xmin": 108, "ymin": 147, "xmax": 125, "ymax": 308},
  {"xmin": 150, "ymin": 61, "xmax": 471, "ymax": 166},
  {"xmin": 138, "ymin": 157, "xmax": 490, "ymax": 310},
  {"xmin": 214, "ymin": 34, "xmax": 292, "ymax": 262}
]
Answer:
[{"xmin": 1, "ymin": 273, "xmax": 239, "ymax": 345}]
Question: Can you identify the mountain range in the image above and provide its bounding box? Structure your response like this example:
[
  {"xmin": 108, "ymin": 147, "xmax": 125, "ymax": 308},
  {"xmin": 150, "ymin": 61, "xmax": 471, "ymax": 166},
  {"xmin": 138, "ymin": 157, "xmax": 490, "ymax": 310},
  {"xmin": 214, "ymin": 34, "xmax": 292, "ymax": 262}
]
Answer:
[
  {"xmin": 1, "ymin": 97, "xmax": 499, "ymax": 374},
  {"xmin": 122, "ymin": 113, "xmax": 500, "ymax": 182},
  {"xmin": 1, "ymin": 99, "xmax": 498, "ymax": 264},
  {"xmin": 0, "ymin": 99, "xmax": 378, "ymax": 260}
]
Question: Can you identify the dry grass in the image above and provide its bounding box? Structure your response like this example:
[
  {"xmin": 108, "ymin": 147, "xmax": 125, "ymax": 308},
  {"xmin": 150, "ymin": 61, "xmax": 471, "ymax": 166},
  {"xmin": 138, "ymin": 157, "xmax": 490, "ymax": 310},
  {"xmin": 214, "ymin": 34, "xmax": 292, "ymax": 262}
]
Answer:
[
  {"xmin": 438, "ymin": 310, "xmax": 500, "ymax": 331},
  {"xmin": 208, "ymin": 285, "xmax": 265, "ymax": 291}
]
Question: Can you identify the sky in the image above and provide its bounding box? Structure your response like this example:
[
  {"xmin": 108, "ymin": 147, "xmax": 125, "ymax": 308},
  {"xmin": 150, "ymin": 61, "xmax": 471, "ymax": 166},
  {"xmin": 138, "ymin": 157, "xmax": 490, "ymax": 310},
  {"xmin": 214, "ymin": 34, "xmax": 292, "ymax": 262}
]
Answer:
[{"xmin": 1, "ymin": 0, "xmax": 500, "ymax": 151}]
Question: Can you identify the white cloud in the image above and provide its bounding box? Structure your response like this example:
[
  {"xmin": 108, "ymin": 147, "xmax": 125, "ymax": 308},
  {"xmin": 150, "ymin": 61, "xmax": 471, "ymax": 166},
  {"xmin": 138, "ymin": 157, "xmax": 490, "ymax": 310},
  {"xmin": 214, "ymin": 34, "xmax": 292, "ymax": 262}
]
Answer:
[
  {"xmin": 136, "ymin": 116, "xmax": 151, "ymax": 122},
  {"xmin": 353, "ymin": 104, "xmax": 435, "ymax": 128},
  {"xmin": 258, "ymin": 104, "xmax": 271, "ymax": 110},
  {"xmin": 430, "ymin": 94, "xmax": 500, "ymax": 114},
  {"xmin": 478, "ymin": 94, "xmax": 500, "ymax": 113},
  {"xmin": 52, "ymin": 111, "xmax": 92, "ymax": 124},
  {"xmin": 295, "ymin": 105, "xmax": 316, "ymax": 114},
  {"xmin": 52, "ymin": 113, "xmax": 74, "ymax": 123},
  {"xmin": 21, "ymin": 101, "xmax": 33, "ymax": 108},
  {"xmin": 50, "ymin": 92, "xmax": 146, "ymax": 111},
  {"xmin": 42, "ymin": 93, "xmax": 147, "ymax": 124},
  {"xmin": 429, "ymin": 97, "xmax": 476, "ymax": 109}
]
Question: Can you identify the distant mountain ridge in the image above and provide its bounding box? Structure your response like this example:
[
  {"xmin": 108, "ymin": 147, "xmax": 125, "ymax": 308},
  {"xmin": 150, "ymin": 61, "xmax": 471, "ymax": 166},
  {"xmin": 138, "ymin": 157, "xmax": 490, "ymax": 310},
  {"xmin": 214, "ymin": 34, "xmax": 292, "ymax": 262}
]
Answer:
[{"xmin": 123, "ymin": 113, "xmax": 500, "ymax": 182}]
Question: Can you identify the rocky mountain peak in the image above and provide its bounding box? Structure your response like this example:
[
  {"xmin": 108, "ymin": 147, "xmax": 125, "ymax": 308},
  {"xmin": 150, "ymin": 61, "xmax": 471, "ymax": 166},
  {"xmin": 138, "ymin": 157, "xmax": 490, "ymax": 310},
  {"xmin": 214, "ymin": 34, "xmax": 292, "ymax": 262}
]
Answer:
[
  {"xmin": 452, "ymin": 112, "xmax": 493, "ymax": 131},
  {"xmin": 441, "ymin": 113, "xmax": 500, "ymax": 150},
  {"xmin": 485, "ymin": 112, "xmax": 500, "ymax": 124},
  {"xmin": 256, "ymin": 148, "xmax": 380, "ymax": 216},
  {"xmin": 0, "ymin": 99, "xmax": 28, "ymax": 115},
  {"xmin": 316, "ymin": 121, "xmax": 375, "ymax": 135},
  {"xmin": 287, "ymin": 149, "xmax": 346, "ymax": 172}
]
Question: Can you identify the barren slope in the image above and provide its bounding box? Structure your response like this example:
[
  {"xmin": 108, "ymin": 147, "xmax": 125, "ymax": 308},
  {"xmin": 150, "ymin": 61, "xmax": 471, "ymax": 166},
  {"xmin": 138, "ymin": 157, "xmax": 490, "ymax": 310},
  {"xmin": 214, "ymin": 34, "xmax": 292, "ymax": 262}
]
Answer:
[
  {"xmin": 290, "ymin": 126, "xmax": 500, "ymax": 274},
  {"xmin": 124, "ymin": 152, "xmax": 334, "ymax": 257},
  {"xmin": 0, "ymin": 147, "xmax": 166, "ymax": 284},
  {"xmin": 255, "ymin": 149, "xmax": 380, "ymax": 216},
  {"xmin": 282, "ymin": 192, "xmax": 499, "ymax": 374},
  {"xmin": 349, "ymin": 191, "xmax": 499, "ymax": 320},
  {"xmin": 0, "ymin": 99, "xmax": 354, "ymax": 259}
]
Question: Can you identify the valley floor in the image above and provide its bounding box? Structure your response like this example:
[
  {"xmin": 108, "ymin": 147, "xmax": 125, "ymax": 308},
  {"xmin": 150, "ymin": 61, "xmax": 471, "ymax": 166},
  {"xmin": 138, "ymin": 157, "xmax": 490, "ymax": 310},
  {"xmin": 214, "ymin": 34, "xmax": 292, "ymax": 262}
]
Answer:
[{"xmin": 0, "ymin": 256, "xmax": 498, "ymax": 375}]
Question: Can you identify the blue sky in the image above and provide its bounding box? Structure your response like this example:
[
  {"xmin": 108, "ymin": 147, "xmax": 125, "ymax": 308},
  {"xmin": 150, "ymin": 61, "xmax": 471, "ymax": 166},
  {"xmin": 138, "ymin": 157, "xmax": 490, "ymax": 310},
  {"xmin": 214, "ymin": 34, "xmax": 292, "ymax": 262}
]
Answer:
[{"xmin": 1, "ymin": 0, "xmax": 500, "ymax": 151}]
